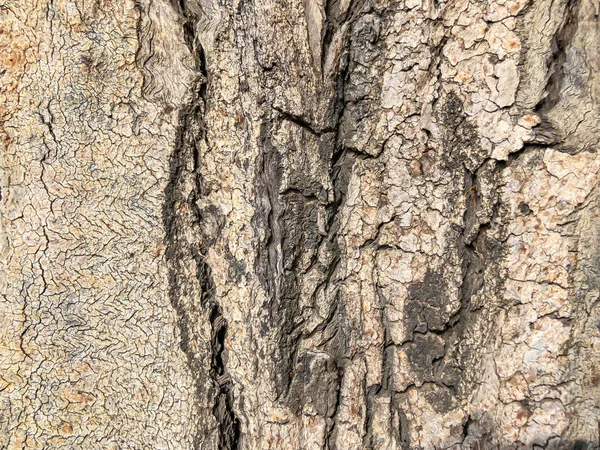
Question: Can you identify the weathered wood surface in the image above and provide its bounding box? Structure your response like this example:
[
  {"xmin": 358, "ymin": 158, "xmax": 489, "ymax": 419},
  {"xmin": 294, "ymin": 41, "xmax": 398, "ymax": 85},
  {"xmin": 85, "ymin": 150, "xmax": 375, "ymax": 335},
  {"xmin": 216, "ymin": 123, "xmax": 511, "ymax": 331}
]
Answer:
[{"xmin": 0, "ymin": 0, "xmax": 599, "ymax": 448}]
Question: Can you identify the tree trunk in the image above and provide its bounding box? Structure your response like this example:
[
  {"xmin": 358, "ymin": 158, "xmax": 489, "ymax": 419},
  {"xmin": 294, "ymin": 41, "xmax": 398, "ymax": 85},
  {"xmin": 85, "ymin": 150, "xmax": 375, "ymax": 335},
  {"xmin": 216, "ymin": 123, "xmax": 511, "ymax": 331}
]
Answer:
[{"xmin": 1, "ymin": 0, "xmax": 599, "ymax": 448}]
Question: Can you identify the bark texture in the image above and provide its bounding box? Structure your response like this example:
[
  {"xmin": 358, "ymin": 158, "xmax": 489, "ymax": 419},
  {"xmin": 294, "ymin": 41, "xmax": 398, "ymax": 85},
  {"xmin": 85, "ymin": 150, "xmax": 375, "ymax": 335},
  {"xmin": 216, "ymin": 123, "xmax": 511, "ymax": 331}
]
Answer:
[{"xmin": 1, "ymin": 0, "xmax": 599, "ymax": 448}]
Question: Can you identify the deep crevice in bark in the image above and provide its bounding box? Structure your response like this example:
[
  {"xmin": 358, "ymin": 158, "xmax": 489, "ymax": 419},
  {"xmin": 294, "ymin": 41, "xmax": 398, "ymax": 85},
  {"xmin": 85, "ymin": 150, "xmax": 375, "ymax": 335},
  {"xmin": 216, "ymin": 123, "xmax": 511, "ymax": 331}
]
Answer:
[
  {"xmin": 163, "ymin": 2, "xmax": 240, "ymax": 448},
  {"xmin": 537, "ymin": 0, "xmax": 580, "ymax": 115},
  {"xmin": 163, "ymin": 99, "xmax": 208, "ymax": 450}
]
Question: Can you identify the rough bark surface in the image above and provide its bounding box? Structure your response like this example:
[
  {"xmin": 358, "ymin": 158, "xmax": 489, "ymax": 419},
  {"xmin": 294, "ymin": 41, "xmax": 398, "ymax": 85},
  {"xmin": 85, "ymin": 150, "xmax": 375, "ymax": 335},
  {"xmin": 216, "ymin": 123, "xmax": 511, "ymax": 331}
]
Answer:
[{"xmin": 1, "ymin": 0, "xmax": 599, "ymax": 448}]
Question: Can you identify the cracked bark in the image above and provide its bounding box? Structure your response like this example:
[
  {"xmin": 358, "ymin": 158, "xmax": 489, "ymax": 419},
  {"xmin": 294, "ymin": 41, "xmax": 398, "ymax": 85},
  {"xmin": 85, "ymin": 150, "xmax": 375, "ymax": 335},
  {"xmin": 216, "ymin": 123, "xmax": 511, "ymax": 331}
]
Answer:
[{"xmin": 1, "ymin": 0, "xmax": 600, "ymax": 449}]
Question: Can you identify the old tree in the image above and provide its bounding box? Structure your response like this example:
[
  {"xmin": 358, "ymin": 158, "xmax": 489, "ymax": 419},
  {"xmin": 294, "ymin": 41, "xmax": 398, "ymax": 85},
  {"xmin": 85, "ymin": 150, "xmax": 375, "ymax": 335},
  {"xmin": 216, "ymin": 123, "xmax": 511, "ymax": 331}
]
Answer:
[{"xmin": 1, "ymin": 0, "xmax": 600, "ymax": 448}]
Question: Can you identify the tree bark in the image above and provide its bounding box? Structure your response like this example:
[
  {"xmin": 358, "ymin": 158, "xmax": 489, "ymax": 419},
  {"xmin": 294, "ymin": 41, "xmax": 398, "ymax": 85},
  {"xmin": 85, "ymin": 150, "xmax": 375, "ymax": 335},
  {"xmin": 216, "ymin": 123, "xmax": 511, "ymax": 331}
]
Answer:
[{"xmin": 1, "ymin": 0, "xmax": 599, "ymax": 448}]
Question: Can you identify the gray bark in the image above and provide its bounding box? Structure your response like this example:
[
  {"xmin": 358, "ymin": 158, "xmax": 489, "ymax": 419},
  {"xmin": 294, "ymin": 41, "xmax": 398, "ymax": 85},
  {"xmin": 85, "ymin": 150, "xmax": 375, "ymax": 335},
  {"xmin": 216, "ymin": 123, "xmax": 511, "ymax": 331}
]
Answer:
[{"xmin": 1, "ymin": 0, "xmax": 599, "ymax": 448}]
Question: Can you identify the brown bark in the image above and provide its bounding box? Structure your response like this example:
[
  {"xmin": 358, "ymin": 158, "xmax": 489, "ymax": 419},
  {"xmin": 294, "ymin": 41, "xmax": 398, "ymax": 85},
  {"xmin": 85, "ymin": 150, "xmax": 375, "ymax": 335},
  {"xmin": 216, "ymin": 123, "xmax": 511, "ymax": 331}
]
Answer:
[{"xmin": 1, "ymin": 0, "xmax": 599, "ymax": 448}]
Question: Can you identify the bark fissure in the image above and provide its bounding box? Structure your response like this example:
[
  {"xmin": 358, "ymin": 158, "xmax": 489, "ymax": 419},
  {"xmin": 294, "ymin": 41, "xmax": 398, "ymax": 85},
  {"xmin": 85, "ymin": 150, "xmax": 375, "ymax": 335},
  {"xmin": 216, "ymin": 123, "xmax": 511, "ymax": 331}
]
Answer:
[{"xmin": 163, "ymin": 2, "xmax": 240, "ymax": 448}]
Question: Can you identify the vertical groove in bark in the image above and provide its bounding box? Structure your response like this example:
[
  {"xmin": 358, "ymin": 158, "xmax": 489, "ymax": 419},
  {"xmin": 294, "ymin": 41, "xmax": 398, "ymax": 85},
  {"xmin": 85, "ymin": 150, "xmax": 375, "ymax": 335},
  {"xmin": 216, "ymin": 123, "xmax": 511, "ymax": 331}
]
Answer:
[
  {"xmin": 537, "ymin": 0, "xmax": 580, "ymax": 117},
  {"xmin": 163, "ymin": 2, "xmax": 240, "ymax": 448},
  {"xmin": 163, "ymin": 100, "xmax": 208, "ymax": 450}
]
